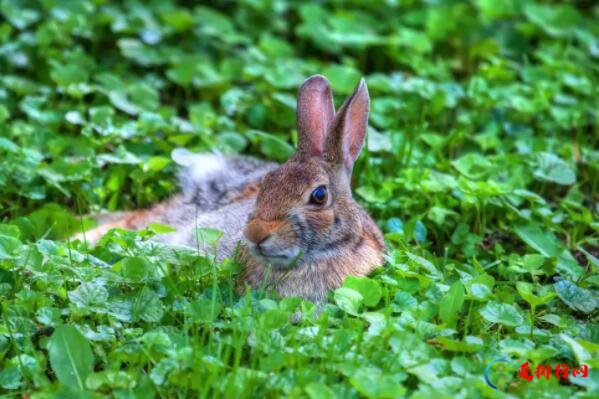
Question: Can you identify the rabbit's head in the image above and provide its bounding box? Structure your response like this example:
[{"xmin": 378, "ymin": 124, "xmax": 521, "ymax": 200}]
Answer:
[{"xmin": 243, "ymin": 75, "xmax": 371, "ymax": 269}]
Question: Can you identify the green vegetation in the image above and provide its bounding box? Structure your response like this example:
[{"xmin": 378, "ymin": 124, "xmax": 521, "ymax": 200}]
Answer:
[{"xmin": 1, "ymin": 0, "xmax": 598, "ymax": 397}]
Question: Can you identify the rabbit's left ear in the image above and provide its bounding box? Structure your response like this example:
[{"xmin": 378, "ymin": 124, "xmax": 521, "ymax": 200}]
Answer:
[
  {"xmin": 324, "ymin": 78, "xmax": 369, "ymax": 173},
  {"xmin": 296, "ymin": 75, "xmax": 335, "ymax": 157}
]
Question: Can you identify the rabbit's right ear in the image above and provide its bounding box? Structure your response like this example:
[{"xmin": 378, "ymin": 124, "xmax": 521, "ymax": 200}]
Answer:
[
  {"xmin": 324, "ymin": 78, "xmax": 369, "ymax": 175},
  {"xmin": 296, "ymin": 75, "xmax": 335, "ymax": 157}
]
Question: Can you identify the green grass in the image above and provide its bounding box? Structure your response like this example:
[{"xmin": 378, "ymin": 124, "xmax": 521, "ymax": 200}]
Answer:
[{"xmin": 0, "ymin": 0, "xmax": 598, "ymax": 398}]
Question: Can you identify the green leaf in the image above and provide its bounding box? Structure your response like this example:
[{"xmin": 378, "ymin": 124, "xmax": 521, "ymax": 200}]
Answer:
[
  {"xmin": 0, "ymin": 2, "xmax": 40, "ymax": 29},
  {"xmin": 436, "ymin": 336, "xmax": 483, "ymax": 353},
  {"xmin": 305, "ymin": 382, "xmax": 336, "ymax": 399},
  {"xmin": 186, "ymin": 297, "xmax": 223, "ymax": 323},
  {"xmin": 406, "ymin": 252, "xmax": 442, "ymax": 280},
  {"xmin": 322, "ymin": 65, "xmax": 361, "ymax": 94},
  {"xmin": 97, "ymin": 147, "xmax": 142, "ymax": 166},
  {"xmin": 514, "ymin": 223, "xmax": 583, "ymax": 278},
  {"xmin": 106, "ymin": 299, "xmax": 133, "ymax": 322},
  {"xmin": 334, "ymin": 287, "xmax": 363, "ymax": 315},
  {"xmin": 48, "ymin": 51, "xmax": 93, "ymax": 87},
  {"xmin": 0, "ymin": 366, "xmax": 22, "ymax": 390},
  {"xmin": 0, "ymin": 230, "xmax": 21, "ymax": 260},
  {"xmin": 516, "ymin": 282, "xmax": 555, "ymax": 307},
  {"xmin": 147, "ymin": 223, "xmax": 178, "ymax": 234},
  {"xmin": 132, "ymin": 288, "xmax": 164, "ymax": 322},
  {"xmin": 149, "ymin": 358, "xmax": 178, "ymax": 386},
  {"xmin": 554, "ymin": 280, "xmax": 597, "ymax": 314},
  {"xmin": 193, "ymin": 227, "xmax": 224, "ymax": 249},
  {"xmin": 439, "ymin": 282, "xmax": 465, "ymax": 327},
  {"xmin": 451, "ymin": 153, "xmax": 493, "ymax": 179},
  {"xmin": 414, "ymin": 220, "xmax": 427, "ymax": 243},
  {"xmin": 524, "ymin": 3, "xmax": 581, "ymax": 37},
  {"xmin": 0, "ymin": 137, "xmax": 19, "ymax": 153},
  {"xmin": 468, "ymin": 283, "xmax": 492, "ymax": 301},
  {"xmin": 221, "ymin": 88, "xmax": 247, "ymax": 116},
  {"xmin": 86, "ymin": 370, "xmax": 136, "ymax": 390},
  {"xmin": 109, "ymin": 83, "xmax": 159, "ymax": 115},
  {"xmin": 120, "ymin": 256, "xmax": 153, "ymax": 283},
  {"xmin": 216, "ymin": 132, "xmax": 248, "ymax": 152},
  {"xmin": 343, "ymin": 276, "xmax": 382, "ymax": 307},
  {"xmin": 68, "ymin": 282, "xmax": 109, "ymax": 313},
  {"xmin": 160, "ymin": 9, "xmax": 194, "ymax": 32},
  {"xmin": 118, "ymin": 39, "xmax": 162, "ymax": 66},
  {"xmin": 533, "ymin": 152, "xmax": 576, "ymax": 185},
  {"xmin": 349, "ymin": 366, "xmax": 405, "ymax": 398},
  {"xmin": 248, "ymin": 130, "xmax": 295, "ymax": 161},
  {"xmin": 145, "ymin": 156, "xmax": 171, "ymax": 172},
  {"xmin": 48, "ymin": 325, "xmax": 94, "ymax": 390},
  {"xmin": 479, "ymin": 301, "xmax": 524, "ymax": 327},
  {"xmin": 195, "ymin": 6, "xmax": 247, "ymax": 45},
  {"xmin": 560, "ymin": 334, "xmax": 593, "ymax": 364},
  {"xmin": 259, "ymin": 309, "xmax": 288, "ymax": 330},
  {"xmin": 522, "ymin": 254, "xmax": 546, "ymax": 273},
  {"xmin": 385, "ymin": 217, "xmax": 404, "ymax": 234},
  {"xmin": 0, "ymin": 105, "xmax": 9, "ymax": 123}
]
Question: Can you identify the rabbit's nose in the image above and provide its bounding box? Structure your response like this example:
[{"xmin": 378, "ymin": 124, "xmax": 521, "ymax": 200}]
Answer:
[{"xmin": 244, "ymin": 219, "xmax": 278, "ymax": 245}]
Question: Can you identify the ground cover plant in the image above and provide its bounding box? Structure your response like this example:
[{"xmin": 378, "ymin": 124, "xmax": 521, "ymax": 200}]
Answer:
[{"xmin": 0, "ymin": 0, "xmax": 598, "ymax": 397}]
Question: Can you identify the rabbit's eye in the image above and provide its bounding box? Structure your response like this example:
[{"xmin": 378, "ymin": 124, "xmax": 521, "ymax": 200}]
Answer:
[{"xmin": 309, "ymin": 185, "xmax": 328, "ymax": 205}]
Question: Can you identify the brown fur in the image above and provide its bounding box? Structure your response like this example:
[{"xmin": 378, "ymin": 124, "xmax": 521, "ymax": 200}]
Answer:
[
  {"xmin": 239, "ymin": 207, "xmax": 384, "ymax": 303},
  {"xmin": 236, "ymin": 155, "xmax": 385, "ymax": 302},
  {"xmin": 229, "ymin": 181, "xmax": 261, "ymax": 202}
]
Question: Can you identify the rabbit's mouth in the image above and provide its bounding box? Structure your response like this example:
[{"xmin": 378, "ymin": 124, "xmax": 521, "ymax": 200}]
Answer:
[{"xmin": 246, "ymin": 242, "xmax": 301, "ymax": 269}]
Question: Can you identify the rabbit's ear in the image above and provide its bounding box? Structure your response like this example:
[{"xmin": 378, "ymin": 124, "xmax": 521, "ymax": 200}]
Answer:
[
  {"xmin": 297, "ymin": 75, "xmax": 335, "ymax": 157},
  {"xmin": 325, "ymin": 78, "xmax": 369, "ymax": 173}
]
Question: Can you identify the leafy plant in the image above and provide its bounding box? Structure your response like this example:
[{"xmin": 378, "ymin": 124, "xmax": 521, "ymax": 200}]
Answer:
[{"xmin": 0, "ymin": 0, "xmax": 597, "ymax": 397}]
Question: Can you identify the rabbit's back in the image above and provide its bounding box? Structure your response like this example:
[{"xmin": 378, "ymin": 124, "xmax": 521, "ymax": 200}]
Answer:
[
  {"xmin": 174, "ymin": 151, "xmax": 278, "ymax": 211},
  {"xmin": 79, "ymin": 153, "xmax": 277, "ymax": 252},
  {"xmin": 147, "ymin": 153, "xmax": 278, "ymax": 254},
  {"xmin": 151, "ymin": 196, "xmax": 258, "ymax": 258}
]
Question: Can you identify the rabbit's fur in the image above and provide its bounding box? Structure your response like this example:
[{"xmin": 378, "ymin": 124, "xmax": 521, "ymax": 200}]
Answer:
[
  {"xmin": 79, "ymin": 75, "xmax": 385, "ymax": 302},
  {"xmin": 78, "ymin": 154, "xmax": 278, "ymax": 256}
]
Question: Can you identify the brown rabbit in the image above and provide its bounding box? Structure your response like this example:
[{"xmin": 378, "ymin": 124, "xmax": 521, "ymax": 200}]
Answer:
[{"xmin": 77, "ymin": 75, "xmax": 385, "ymax": 302}]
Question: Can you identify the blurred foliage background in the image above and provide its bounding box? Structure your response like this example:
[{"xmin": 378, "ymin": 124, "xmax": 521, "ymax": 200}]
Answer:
[{"xmin": 0, "ymin": 0, "xmax": 598, "ymax": 398}]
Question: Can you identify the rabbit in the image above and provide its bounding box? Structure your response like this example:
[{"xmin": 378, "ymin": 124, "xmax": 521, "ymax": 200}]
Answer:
[{"xmin": 77, "ymin": 75, "xmax": 385, "ymax": 302}]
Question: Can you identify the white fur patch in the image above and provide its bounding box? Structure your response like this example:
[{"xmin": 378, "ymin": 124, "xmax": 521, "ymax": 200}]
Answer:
[{"xmin": 172, "ymin": 149, "xmax": 226, "ymax": 183}]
